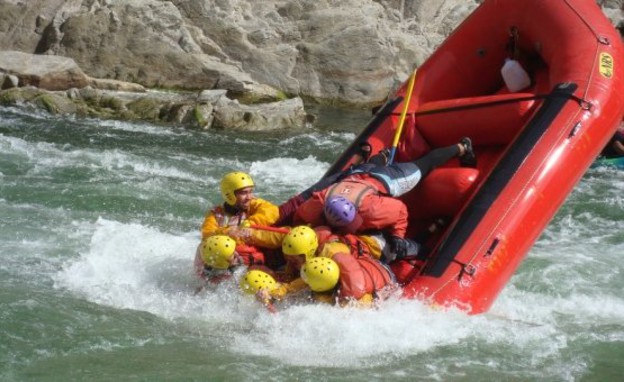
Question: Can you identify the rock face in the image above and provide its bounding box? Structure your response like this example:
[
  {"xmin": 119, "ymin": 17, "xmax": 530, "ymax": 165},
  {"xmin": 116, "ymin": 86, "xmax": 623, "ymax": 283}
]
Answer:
[
  {"xmin": 0, "ymin": 0, "xmax": 483, "ymax": 107},
  {"xmin": 0, "ymin": 0, "xmax": 622, "ymax": 127}
]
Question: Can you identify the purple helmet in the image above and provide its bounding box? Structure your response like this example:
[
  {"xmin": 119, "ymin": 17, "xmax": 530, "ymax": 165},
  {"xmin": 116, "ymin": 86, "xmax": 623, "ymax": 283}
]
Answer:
[{"xmin": 324, "ymin": 196, "xmax": 356, "ymax": 227}]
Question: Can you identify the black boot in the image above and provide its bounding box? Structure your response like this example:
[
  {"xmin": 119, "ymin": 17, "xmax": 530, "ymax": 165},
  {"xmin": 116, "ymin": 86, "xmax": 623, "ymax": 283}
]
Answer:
[
  {"xmin": 368, "ymin": 148, "xmax": 390, "ymax": 166},
  {"xmin": 459, "ymin": 137, "xmax": 477, "ymax": 168}
]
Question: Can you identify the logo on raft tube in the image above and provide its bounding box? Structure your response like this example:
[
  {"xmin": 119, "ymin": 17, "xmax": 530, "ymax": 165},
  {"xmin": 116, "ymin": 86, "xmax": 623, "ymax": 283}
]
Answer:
[{"xmin": 599, "ymin": 52, "xmax": 614, "ymax": 79}]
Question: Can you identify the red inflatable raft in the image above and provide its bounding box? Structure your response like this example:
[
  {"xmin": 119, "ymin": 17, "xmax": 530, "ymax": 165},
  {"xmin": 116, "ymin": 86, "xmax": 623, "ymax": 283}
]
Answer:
[{"xmin": 325, "ymin": 0, "xmax": 624, "ymax": 314}]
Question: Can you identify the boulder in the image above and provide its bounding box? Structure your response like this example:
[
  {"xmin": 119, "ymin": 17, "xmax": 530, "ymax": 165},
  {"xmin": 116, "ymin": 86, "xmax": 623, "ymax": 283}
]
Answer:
[
  {"xmin": 0, "ymin": 82, "xmax": 312, "ymax": 130},
  {"xmin": 0, "ymin": 51, "xmax": 89, "ymax": 90},
  {"xmin": 1, "ymin": 72, "xmax": 19, "ymax": 89},
  {"xmin": 88, "ymin": 77, "xmax": 146, "ymax": 92},
  {"xmin": 212, "ymin": 96, "xmax": 309, "ymax": 131}
]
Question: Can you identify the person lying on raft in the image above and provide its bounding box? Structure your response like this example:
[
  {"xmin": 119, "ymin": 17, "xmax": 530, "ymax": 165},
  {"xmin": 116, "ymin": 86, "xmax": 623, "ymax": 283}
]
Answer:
[
  {"xmin": 291, "ymin": 138, "xmax": 476, "ymax": 246},
  {"xmin": 194, "ymin": 171, "xmax": 280, "ymax": 278},
  {"xmin": 273, "ymin": 136, "xmax": 456, "ymax": 226}
]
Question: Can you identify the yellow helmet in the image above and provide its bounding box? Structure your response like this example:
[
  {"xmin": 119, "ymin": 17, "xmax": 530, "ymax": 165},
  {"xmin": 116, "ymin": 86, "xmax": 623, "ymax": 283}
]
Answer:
[
  {"xmin": 200, "ymin": 235, "xmax": 237, "ymax": 269},
  {"xmin": 282, "ymin": 226, "xmax": 318, "ymax": 260},
  {"xmin": 240, "ymin": 270, "xmax": 278, "ymax": 294},
  {"xmin": 301, "ymin": 257, "xmax": 340, "ymax": 292},
  {"xmin": 220, "ymin": 171, "xmax": 254, "ymax": 206}
]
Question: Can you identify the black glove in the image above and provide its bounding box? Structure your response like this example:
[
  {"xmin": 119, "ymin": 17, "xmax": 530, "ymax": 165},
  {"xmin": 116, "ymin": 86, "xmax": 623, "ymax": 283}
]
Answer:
[
  {"xmin": 390, "ymin": 236, "xmax": 407, "ymax": 258},
  {"xmin": 381, "ymin": 236, "xmax": 422, "ymax": 264}
]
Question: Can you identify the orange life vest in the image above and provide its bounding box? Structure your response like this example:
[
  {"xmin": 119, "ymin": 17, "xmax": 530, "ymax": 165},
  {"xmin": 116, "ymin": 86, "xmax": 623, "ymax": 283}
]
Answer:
[
  {"xmin": 326, "ymin": 179, "xmax": 376, "ymax": 208},
  {"xmin": 333, "ymin": 252, "xmax": 395, "ymax": 300}
]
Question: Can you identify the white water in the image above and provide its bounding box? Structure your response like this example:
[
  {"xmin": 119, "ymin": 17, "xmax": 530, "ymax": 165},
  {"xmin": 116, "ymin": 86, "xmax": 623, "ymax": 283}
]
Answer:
[{"xmin": 2, "ymin": 107, "xmax": 623, "ymax": 380}]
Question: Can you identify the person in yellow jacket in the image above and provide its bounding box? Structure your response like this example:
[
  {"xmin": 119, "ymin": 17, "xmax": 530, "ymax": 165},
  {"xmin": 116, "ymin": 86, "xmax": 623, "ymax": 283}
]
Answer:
[
  {"xmin": 200, "ymin": 171, "xmax": 279, "ymax": 239},
  {"xmin": 194, "ymin": 171, "xmax": 280, "ymax": 278},
  {"xmin": 232, "ymin": 225, "xmax": 320, "ymax": 283},
  {"xmin": 235, "ymin": 225, "xmax": 339, "ymax": 304}
]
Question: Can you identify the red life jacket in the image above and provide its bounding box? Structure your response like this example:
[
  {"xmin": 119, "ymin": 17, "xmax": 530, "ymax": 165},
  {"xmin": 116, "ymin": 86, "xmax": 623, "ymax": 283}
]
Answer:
[
  {"xmin": 235, "ymin": 244, "xmax": 265, "ymax": 266},
  {"xmin": 333, "ymin": 252, "xmax": 395, "ymax": 300}
]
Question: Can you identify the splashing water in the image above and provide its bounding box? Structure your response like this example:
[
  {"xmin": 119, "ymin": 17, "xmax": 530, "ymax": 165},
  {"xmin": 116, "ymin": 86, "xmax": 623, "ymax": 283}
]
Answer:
[{"xmin": 1, "ymin": 106, "xmax": 623, "ymax": 381}]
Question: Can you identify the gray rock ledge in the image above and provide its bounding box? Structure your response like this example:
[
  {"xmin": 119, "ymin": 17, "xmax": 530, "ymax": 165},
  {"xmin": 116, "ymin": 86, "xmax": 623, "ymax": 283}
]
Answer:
[{"xmin": 0, "ymin": 51, "xmax": 312, "ymax": 130}]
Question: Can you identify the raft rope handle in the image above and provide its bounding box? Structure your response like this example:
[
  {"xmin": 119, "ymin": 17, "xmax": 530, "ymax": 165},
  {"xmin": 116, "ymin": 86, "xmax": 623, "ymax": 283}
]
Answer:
[
  {"xmin": 249, "ymin": 225, "xmax": 290, "ymax": 234},
  {"xmin": 454, "ymin": 260, "xmax": 476, "ymax": 282},
  {"xmin": 485, "ymin": 238, "xmax": 500, "ymax": 257},
  {"xmin": 564, "ymin": 0, "xmax": 611, "ymax": 47}
]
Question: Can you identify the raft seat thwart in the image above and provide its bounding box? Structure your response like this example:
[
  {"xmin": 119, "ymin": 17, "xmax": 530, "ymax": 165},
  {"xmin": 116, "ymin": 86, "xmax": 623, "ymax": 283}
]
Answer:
[{"xmin": 416, "ymin": 92, "xmax": 539, "ymax": 147}]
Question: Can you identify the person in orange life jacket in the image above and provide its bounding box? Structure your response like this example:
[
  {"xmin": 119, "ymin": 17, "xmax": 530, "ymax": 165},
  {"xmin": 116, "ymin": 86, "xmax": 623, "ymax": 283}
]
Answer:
[
  {"xmin": 293, "ymin": 138, "xmax": 476, "ymax": 244},
  {"xmin": 600, "ymin": 128, "xmax": 624, "ymax": 158},
  {"xmin": 193, "ymin": 171, "xmax": 280, "ymax": 278},
  {"xmin": 302, "ymin": 255, "xmax": 397, "ymax": 307}
]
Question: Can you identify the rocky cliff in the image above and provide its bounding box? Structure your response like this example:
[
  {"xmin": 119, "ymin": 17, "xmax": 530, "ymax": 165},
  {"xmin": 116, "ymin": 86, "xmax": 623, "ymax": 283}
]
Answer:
[{"xmin": 1, "ymin": 0, "xmax": 623, "ymax": 129}]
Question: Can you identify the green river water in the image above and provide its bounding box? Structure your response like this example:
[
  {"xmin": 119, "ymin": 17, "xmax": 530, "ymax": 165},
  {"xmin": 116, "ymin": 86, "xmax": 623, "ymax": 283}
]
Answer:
[{"xmin": 1, "ymin": 105, "xmax": 623, "ymax": 381}]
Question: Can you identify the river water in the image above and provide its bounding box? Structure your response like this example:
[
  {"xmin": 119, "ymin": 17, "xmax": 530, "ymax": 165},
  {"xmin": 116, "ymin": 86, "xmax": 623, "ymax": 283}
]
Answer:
[{"xmin": 1, "ymin": 105, "xmax": 623, "ymax": 381}]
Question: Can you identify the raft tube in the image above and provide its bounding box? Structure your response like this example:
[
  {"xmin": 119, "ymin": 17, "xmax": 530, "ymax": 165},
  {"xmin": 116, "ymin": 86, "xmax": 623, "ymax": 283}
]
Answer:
[{"xmin": 325, "ymin": 0, "xmax": 624, "ymax": 314}]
